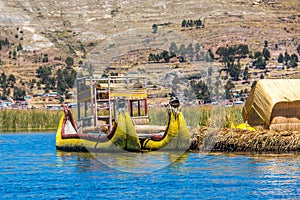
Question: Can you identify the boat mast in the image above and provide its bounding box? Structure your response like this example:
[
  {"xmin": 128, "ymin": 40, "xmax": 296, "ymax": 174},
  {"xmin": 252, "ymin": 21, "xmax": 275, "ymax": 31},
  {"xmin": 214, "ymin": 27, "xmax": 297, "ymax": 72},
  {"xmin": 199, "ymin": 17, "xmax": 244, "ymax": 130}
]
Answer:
[{"xmin": 108, "ymin": 76, "xmax": 112, "ymax": 131}]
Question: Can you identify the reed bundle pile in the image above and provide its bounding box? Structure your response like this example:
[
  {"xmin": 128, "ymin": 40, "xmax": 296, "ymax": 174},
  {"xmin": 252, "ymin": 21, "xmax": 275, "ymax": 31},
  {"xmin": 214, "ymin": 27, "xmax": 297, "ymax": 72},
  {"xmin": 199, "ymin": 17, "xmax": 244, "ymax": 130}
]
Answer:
[
  {"xmin": 190, "ymin": 127, "xmax": 300, "ymax": 153},
  {"xmin": 270, "ymin": 116, "xmax": 300, "ymax": 132}
]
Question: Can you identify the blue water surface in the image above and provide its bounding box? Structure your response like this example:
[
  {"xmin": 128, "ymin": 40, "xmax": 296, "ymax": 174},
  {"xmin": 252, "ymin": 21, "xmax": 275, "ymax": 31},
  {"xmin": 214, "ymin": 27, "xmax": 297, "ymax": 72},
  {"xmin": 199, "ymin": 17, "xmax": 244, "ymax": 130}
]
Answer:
[{"xmin": 0, "ymin": 132, "xmax": 299, "ymax": 199}]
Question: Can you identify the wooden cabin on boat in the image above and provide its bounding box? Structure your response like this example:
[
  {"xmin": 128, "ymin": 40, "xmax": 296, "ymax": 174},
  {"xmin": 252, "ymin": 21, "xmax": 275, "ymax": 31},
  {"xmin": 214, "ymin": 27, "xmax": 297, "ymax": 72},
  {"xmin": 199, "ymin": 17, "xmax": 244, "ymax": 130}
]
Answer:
[{"xmin": 75, "ymin": 76, "xmax": 163, "ymax": 135}]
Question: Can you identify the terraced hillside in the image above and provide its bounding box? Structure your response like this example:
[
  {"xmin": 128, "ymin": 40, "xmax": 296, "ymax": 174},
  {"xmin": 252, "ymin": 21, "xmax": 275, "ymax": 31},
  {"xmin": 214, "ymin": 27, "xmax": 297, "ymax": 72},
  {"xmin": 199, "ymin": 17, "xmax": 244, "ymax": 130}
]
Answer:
[
  {"xmin": 1, "ymin": 0, "xmax": 299, "ymax": 56},
  {"xmin": 0, "ymin": 0, "xmax": 299, "ymax": 105}
]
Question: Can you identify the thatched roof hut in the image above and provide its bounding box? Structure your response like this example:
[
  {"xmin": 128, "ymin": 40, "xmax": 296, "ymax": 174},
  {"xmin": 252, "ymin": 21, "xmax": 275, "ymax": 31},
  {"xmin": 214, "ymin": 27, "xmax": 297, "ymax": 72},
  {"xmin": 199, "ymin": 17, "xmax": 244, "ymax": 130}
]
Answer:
[{"xmin": 242, "ymin": 79, "xmax": 300, "ymax": 131}]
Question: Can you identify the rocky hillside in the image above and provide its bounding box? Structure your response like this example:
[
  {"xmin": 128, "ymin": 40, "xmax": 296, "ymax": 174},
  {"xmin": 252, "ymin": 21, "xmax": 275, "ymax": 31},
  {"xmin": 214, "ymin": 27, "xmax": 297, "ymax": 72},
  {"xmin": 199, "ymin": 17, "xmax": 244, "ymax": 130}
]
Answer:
[{"xmin": 0, "ymin": 0, "xmax": 299, "ymax": 105}]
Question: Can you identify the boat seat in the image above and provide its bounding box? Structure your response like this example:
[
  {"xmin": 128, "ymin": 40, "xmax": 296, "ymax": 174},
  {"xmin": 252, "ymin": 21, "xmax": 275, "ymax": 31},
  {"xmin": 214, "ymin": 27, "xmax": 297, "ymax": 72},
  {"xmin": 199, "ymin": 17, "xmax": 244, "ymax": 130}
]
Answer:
[
  {"xmin": 135, "ymin": 125, "xmax": 166, "ymax": 140},
  {"xmin": 134, "ymin": 125, "xmax": 166, "ymax": 134},
  {"xmin": 132, "ymin": 117, "xmax": 150, "ymax": 125}
]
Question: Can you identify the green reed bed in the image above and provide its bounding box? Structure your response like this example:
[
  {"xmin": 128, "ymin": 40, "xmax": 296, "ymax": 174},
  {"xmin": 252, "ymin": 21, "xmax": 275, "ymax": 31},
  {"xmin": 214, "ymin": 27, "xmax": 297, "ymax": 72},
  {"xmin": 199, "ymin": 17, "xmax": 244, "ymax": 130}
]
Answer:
[
  {"xmin": 225, "ymin": 106, "xmax": 244, "ymax": 127},
  {"xmin": 0, "ymin": 110, "xmax": 62, "ymax": 132},
  {"xmin": 0, "ymin": 106, "xmax": 244, "ymax": 132},
  {"xmin": 149, "ymin": 106, "xmax": 243, "ymax": 128},
  {"xmin": 148, "ymin": 107, "xmax": 169, "ymax": 126}
]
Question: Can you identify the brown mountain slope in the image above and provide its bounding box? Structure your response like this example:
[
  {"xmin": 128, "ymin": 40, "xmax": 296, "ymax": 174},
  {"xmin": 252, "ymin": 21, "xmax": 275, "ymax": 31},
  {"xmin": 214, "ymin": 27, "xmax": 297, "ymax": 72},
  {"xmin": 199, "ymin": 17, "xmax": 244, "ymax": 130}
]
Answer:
[{"xmin": 0, "ymin": 0, "xmax": 298, "ymax": 99}]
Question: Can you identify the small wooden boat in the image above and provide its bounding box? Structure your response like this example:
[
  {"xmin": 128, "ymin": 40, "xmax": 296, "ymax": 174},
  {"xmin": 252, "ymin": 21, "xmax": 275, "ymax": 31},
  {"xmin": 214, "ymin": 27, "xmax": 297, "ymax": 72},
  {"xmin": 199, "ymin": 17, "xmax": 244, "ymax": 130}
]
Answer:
[{"xmin": 55, "ymin": 76, "xmax": 190, "ymax": 152}]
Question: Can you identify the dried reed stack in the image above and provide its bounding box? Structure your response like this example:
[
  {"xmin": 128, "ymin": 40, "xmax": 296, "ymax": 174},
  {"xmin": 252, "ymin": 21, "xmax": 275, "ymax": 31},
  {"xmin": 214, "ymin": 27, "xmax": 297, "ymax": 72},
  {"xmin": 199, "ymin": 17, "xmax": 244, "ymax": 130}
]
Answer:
[
  {"xmin": 190, "ymin": 127, "xmax": 300, "ymax": 153},
  {"xmin": 270, "ymin": 116, "xmax": 300, "ymax": 132}
]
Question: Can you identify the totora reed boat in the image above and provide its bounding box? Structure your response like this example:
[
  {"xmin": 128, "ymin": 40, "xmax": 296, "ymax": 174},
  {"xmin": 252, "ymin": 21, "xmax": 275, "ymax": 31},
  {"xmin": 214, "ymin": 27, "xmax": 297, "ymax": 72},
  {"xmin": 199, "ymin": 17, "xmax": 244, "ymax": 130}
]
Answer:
[{"xmin": 56, "ymin": 76, "xmax": 190, "ymax": 152}]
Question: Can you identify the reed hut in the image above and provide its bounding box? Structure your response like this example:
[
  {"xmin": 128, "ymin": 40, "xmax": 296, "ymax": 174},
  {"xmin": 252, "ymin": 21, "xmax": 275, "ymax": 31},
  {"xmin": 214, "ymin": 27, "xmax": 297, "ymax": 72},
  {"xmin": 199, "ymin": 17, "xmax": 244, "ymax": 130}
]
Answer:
[{"xmin": 242, "ymin": 79, "xmax": 300, "ymax": 131}]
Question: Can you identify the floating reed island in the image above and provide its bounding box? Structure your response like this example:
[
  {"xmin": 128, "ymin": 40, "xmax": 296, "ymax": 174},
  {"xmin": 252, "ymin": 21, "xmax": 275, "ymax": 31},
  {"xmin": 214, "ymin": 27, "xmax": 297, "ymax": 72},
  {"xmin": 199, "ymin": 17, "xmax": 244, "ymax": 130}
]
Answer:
[
  {"xmin": 189, "ymin": 127, "xmax": 300, "ymax": 153},
  {"xmin": 188, "ymin": 79, "xmax": 300, "ymax": 153}
]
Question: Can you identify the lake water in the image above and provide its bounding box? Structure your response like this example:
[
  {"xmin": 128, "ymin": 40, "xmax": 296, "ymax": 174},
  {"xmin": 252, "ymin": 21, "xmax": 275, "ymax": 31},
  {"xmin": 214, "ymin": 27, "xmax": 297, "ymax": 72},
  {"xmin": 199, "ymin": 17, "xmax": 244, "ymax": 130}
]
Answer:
[{"xmin": 0, "ymin": 132, "xmax": 299, "ymax": 199}]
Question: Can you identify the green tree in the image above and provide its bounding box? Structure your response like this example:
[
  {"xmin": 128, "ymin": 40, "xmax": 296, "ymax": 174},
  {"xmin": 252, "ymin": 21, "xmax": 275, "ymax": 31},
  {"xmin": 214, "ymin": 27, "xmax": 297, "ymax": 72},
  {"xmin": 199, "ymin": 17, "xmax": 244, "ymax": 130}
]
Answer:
[
  {"xmin": 264, "ymin": 40, "xmax": 268, "ymax": 48},
  {"xmin": 288, "ymin": 53, "xmax": 298, "ymax": 68},
  {"xmin": 243, "ymin": 66, "xmax": 249, "ymax": 81},
  {"xmin": 4, "ymin": 38, "xmax": 9, "ymax": 46},
  {"xmin": 249, "ymin": 51, "xmax": 254, "ymax": 59},
  {"xmin": 37, "ymin": 81, "xmax": 41, "ymax": 90},
  {"xmin": 44, "ymin": 83, "xmax": 50, "ymax": 93},
  {"xmin": 29, "ymin": 79, "xmax": 36, "ymax": 90},
  {"xmin": 262, "ymin": 47, "xmax": 270, "ymax": 60},
  {"xmin": 13, "ymin": 87, "xmax": 26, "ymax": 100},
  {"xmin": 161, "ymin": 50, "xmax": 170, "ymax": 62},
  {"xmin": 148, "ymin": 53, "xmax": 154, "ymax": 62},
  {"xmin": 36, "ymin": 66, "xmax": 52, "ymax": 84},
  {"xmin": 289, "ymin": 60, "xmax": 298, "ymax": 68},
  {"xmin": 225, "ymin": 80, "xmax": 234, "ymax": 100},
  {"xmin": 260, "ymin": 74, "xmax": 264, "ymax": 79},
  {"xmin": 152, "ymin": 24, "xmax": 158, "ymax": 34},
  {"xmin": 278, "ymin": 53, "xmax": 284, "ymax": 63},
  {"xmin": 17, "ymin": 43, "xmax": 22, "ymax": 51},
  {"xmin": 253, "ymin": 56, "xmax": 266, "ymax": 69},
  {"xmin": 238, "ymin": 44, "xmax": 249, "ymax": 58},
  {"xmin": 42, "ymin": 54, "xmax": 49, "ymax": 63},
  {"xmin": 228, "ymin": 60, "xmax": 241, "ymax": 81},
  {"xmin": 290, "ymin": 53, "xmax": 298, "ymax": 63},
  {"xmin": 65, "ymin": 57, "xmax": 74, "ymax": 68},
  {"xmin": 208, "ymin": 49, "xmax": 214, "ymax": 60},
  {"xmin": 0, "ymin": 72, "xmax": 7, "ymax": 89},
  {"xmin": 187, "ymin": 20, "xmax": 193, "ymax": 27},
  {"xmin": 7, "ymin": 74, "xmax": 16, "ymax": 87},
  {"xmin": 57, "ymin": 79, "xmax": 67, "ymax": 94},
  {"xmin": 181, "ymin": 19, "xmax": 187, "ymax": 28},
  {"xmin": 216, "ymin": 47, "xmax": 227, "ymax": 57},
  {"xmin": 190, "ymin": 80, "xmax": 211, "ymax": 102},
  {"xmin": 157, "ymin": 54, "xmax": 162, "ymax": 62},
  {"xmin": 216, "ymin": 46, "xmax": 234, "ymax": 71},
  {"xmin": 195, "ymin": 19, "xmax": 202, "ymax": 29},
  {"xmin": 254, "ymin": 51, "xmax": 262, "ymax": 59},
  {"xmin": 169, "ymin": 42, "xmax": 178, "ymax": 55},
  {"xmin": 63, "ymin": 68, "xmax": 77, "ymax": 88},
  {"xmin": 284, "ymin": 51, "xmax": 290, "ymax": 65},
  {"xmin": 49, "ymin": 77, "xmax": 56, "ymax": 89},
  {"xmin": 59, "ymin": 96, "xmax": 64, "ymax": 103},
  {"xmin": 12, "ymin": 49, "xmax": 17, "ymax": 60}
]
